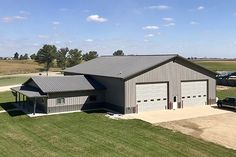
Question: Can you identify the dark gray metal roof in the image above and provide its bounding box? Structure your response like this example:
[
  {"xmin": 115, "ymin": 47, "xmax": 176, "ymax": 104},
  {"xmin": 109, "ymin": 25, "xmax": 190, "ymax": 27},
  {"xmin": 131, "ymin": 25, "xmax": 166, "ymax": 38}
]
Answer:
[
  {"xmin": 11, "ymin": 86, "xmax": 47, "ymax": 98},
  {"xmin": 24, "ymin": 75, "xmax": 105, "ymax": 93},
  {"xmin": 64, "ymin": 55, "xmax": 177, "ymax": 79}
]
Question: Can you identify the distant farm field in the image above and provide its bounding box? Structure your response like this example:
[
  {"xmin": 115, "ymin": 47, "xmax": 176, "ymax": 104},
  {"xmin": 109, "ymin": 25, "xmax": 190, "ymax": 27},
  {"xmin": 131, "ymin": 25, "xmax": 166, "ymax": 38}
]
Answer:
[
  {"xmin": 0, "ymin": 60, "xmax": 60, "ymax": 75},
  {"xmin": 194, "ymin": 60, "xmax": 236, "ymax": 72},
  {"xmin": 217, "ymin": 86, "xmax": 236, "ymax": 100},
  {"xmin": 0, "ymin": 60, "xmax": 42, "ymax": 75}
]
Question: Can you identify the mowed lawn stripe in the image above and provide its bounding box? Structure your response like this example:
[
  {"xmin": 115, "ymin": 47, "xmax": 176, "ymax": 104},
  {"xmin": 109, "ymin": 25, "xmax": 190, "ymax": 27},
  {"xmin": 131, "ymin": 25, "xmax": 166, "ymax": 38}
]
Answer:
[
  {"xmin": 0, "ymin": 91, "xmax": 236, "ymax": 156},
  {"xmin": 0, "ymin": 112, "xmax": 235, "ymax": 157}
]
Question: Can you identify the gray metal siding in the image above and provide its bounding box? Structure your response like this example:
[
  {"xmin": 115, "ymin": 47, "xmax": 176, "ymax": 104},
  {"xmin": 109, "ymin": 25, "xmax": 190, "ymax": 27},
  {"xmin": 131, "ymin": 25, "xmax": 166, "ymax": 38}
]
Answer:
[
  {"xmin": 125, "ymin": 61, "xmax": 216, "ymax": 113},
  {"xmin": 47, "ymin": 90, "xmax": 105, "ymax": 113},
  {"xmin": 48, "ymin": 103, "xmax": 103, "ymax": 113},
  {"xmin": 90, "ymin": 76, "xmax": 125, "ymax": 113}
]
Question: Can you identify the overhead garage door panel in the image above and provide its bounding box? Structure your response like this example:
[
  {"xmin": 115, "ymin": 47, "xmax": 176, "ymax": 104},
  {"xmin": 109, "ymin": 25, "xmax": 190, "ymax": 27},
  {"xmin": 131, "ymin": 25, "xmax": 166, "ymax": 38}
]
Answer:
[
  {"xmin": 181, "ymin": 81, "xmax": 207, "ymax": 107},
  {"xmin": 136, "ymin": 83, "xmax": 168, "ymax": 112}
]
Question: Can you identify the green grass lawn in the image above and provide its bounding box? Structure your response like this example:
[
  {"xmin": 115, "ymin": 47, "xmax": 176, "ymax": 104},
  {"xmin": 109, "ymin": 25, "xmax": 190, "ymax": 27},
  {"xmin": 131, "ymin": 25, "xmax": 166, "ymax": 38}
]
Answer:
[
  {"xmin": 194, "ymin": 60, "xmax": 236, "ymax": 72},
  {"xmin": 0, "ymin": 76, "xmax": 29, "ymax": 87},
  {"xmin": 0, "ymin": 111, "xmax": 236, "ymax": 157},
  {"xmin": 216, "ymin": 87, "xmax": 236, "ymax": 100},
  {"xmin": 0, "ymin": 92, "xmax": 236, "ymax": 156}
]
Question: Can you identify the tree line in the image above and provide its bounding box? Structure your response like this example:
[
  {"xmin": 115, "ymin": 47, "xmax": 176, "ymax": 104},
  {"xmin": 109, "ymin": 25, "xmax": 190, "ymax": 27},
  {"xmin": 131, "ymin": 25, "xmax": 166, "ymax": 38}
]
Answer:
[
  {"xmin": 11, "ymin": 44, "xmax": 125, "ymax": 75},
  {"xmin": 13, "ymin": 52, "xmax": 29, "ymax": 60}
]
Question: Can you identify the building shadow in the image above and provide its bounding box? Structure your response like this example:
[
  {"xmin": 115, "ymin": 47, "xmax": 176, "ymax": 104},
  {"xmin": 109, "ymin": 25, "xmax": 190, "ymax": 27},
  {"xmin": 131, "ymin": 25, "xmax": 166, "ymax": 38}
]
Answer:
[
  {"xmin": 0, "ymin": 102, "xmax": 26, "ymax": 117},
  {"xmin": 0, "ymin": 102, "xmax": 16, "ymax": 110},
  {"xmin": 7, "ymin": 110, "xmax": 26, "ymax": 117}
]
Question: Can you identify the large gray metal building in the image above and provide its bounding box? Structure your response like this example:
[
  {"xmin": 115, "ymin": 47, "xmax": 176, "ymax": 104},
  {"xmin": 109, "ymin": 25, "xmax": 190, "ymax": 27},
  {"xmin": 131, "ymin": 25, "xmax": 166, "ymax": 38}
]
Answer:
[{"xmin": 11, "ymin": 54, "xmax": 216, "ymax": 115}]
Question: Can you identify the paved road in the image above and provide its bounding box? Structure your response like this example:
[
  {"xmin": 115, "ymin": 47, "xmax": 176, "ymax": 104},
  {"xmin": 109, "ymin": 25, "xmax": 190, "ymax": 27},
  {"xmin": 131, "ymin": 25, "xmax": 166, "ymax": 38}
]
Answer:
[
  {"xmin": 0, "ymin": 84, "xmax": 22, "ymax": 92},
  {"xmin": 0, "ymin": 71, "xmax": 62, "ymax": 78}
]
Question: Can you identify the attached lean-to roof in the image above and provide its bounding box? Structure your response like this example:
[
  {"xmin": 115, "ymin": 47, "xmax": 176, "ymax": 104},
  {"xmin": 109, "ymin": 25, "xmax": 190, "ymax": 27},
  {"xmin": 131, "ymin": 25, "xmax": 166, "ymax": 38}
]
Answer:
[
  {"xmin": 11, "ymin": 86, "xmax": 46, "ymax": 98},
  {"xmin": 23, "ymin": 75, "xmax": 105, "ymax": 93},
  {"xmin": 64, "ymin": 54, "xmax": 178, "ymax": 79}
]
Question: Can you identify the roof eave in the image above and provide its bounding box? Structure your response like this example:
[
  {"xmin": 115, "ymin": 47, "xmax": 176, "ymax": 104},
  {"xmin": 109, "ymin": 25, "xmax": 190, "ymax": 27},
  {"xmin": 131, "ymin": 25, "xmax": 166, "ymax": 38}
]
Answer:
[{"xmin": 46, "ymin": 88, "xmax": 106, "ymax": 94}]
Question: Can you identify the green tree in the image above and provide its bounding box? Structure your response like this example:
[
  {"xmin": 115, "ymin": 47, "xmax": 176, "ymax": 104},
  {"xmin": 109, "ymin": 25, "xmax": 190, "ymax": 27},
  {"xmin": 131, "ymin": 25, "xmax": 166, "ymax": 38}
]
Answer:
[
  {"xmin": 30, "ymin": 53, "xmax": 37, "ymax": 60},
  {"xmin": 67, "ymin": 49, "xmax": 82, "ymax": 67},
  {"xmin": 36, "ymin": 44, "xmax": 57, "ymax": 76},
  {"xmin": 13, "ymin": 52, "xmax": 19, "ymax": 60},
  {"xmin": 113, "ymin": 50, "xmax": 124, "ymax": 56},
  {"xmin": 83, "ymin": 51, "xmax": 98, "ymax": 61},
  {"xmin": 23, "ymin": 53, "xmax": 28, "ymax": 60},
  {"xmin": 19, "ymin": 55, "xmax": 24, "ymax": 60},
  {"xmin": 57, "ymin": 47, "xmax": 69, "ymax": 69}
]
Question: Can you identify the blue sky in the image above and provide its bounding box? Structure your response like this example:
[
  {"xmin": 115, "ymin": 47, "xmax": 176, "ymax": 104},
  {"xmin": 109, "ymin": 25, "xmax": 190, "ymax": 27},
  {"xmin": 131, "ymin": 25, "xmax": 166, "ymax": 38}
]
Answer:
[{"xmin": 0, "ymin": 0, "xmax": 236, "ymax": 58}]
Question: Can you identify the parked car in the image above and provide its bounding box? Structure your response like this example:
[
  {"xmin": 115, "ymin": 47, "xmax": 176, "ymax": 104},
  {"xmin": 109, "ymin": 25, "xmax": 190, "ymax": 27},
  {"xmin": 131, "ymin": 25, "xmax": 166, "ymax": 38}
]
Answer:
[{"xmin": 217, "ymin": 97, "xmax": 236, "ymax": 109}]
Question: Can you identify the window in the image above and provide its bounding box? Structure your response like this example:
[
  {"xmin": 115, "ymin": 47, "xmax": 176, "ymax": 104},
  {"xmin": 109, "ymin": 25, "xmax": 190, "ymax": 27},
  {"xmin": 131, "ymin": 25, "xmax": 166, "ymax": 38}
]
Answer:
[
  {"xmin": 203, "ymin": 95, "xmax": 206, "ymax": 97},
  {"xmin": 137, "ymin": 100, "xmax": 141, "ymax": 103},
  {"xmin": 163, "ymin": 98, "xmax": 167, "ymax": 100},
  {"xmin": 174, "ymin": 96, "xmax": 177, "ymax": 102},
  {"xmin": 144, "ymin": 100, "xmax": 148, "ymax": 102},
  {"xmin": 150, "ymin": 99, "xmax": 154, "ymax": 101},
  {"xmin": 56, "ymin": 98, "xmax": 65, "ymax": 105},
  {"xmin": 198, "ymin": 95, "xmax": 201, "ymax": 97},
  {"xmin": 187, "ymin": 96, "xmax": 190, "ymax": 98},
  {"xmin": 89, "ymin": 95, "xmax": 97, "ymax": 102},
  {"xmin": 193, "ymin": 96, "xmax": 196, "ymax": 98},
  {"xmin": 157, "ymin": 99, "xmax": 161, "ymax": 101},
  {"xmin": 182, "ymin": 97, "xmax": 185, "ymax": 99}
]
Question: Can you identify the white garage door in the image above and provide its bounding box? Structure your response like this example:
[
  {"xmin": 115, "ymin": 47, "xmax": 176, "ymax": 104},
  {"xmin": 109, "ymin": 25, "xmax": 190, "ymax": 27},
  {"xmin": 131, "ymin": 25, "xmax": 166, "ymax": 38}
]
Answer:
[
  {"xmin": 181, "ymin": 81, "xmax": 207, "ymax": 107},
  {"xmin": 136, "ymin": 83, "xmax": 168, "ymax": 112}
]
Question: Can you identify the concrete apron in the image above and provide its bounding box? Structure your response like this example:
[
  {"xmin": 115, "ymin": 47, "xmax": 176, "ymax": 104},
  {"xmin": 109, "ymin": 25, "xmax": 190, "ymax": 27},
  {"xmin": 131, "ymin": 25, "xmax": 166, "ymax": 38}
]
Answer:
[{"xmin": 122, "ymin": 105, "xmax": 232, "ymax": 124}]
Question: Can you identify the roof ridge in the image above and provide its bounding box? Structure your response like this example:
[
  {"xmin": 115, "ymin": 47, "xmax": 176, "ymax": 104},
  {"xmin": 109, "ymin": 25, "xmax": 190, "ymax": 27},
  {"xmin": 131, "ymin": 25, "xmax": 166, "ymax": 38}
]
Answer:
[{"xmin": 100, "ymin": 54, "xmax": 178, "ymax": 57}]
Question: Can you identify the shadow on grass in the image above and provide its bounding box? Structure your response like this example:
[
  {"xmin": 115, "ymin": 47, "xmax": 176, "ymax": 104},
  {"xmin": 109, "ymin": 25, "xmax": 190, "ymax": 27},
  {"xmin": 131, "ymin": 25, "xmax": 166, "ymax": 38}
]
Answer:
[
  {"xmin": 7, "ymin": 110, "xmax": 26, "ymax": 117},
  {"xmin": 0, "ymin": 102, "xmax": 26, "ymax": 117},
  {"xmin": 0, "ymin": 102, "xmax": 16, "ymax": 110},
  {"xmin": 211, "ymin": 105, "xmax": 236, "ymax": 112},
  {"xmin": 82, "ymin": 109, "xmax": 107, "ymax": 114}
]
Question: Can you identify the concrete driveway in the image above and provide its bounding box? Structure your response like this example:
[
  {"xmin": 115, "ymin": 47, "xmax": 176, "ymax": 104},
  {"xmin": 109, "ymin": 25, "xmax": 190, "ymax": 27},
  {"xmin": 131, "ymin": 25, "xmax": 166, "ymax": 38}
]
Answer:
[
  {"xmin": 158, "ymin": 112, "xmax": 236, "ymax": 150},
  {"xmin": 123, "ymin": 105, "xmax": 236, "ymax": 150},
  {"xmin": 123, "ymin": 105, "xmax": 231, "ymax": 123}
]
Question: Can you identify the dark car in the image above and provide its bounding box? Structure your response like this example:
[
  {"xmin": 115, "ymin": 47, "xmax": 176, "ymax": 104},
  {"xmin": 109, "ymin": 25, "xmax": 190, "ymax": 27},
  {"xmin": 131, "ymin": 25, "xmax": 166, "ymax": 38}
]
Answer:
[{"xmin": 217, "ymin": 97, "xmax": 236, "ymax": 109}]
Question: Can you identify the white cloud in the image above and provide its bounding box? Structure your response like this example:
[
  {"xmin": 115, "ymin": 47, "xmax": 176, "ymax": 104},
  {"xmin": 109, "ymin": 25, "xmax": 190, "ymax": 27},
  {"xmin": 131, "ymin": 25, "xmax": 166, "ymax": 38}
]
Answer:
[
  {"xmin": 164, "ymin": 22, "xmax": 176, "ymax": 27},
  {"xmin": 86, "ymin": 15, "xmax": 107, "ymax": 23},
  {"xmin": 19, "ymin": 10, "xmax": 30, "ymax": 15},
  {"xmin": 14, "ymin": 16, "xmax": 27, "ymax": 20},
  {"xmin": 197, "ymin": 6, "xmax": 205, "ymax": 10},
  {"xmin": 190, "ymin": 21, "xmax": 199, "ymax": 25},
  {"xmin": 146, "ymin": 5, "xmax": 170, "ymax": 10},
  {"xmin": 142, "ymin": 25, "xmax": 159, "ymax": 30},
  {"xmin": 1, "ymin": 15, "xmax": 27, "ymax": 23},
  {"xmin": 162, "ymin": 17, "xmax": 174, "ymax": 22},
  {"xmin": 52, "ymin": 21, "xmax": 60, "ymax": 25},
  {"xmin": 85, "ymin": 39, "xmax": 93, "ymax": 42},
  {"xmin": 145, "ymin": 34, "xmax": 154, "ymax": 38},
  {"xmin": 38, "ymin": 34, "xmax": 49, "ymax": 39}
]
